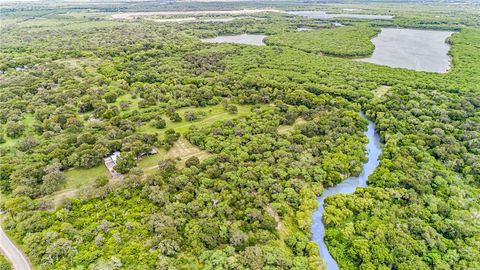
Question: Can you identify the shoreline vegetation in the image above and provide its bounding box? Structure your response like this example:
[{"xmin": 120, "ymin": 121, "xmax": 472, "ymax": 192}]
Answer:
[{"xmin": 0, "ymin": 1, "xmax": 479, "ymax": 269}]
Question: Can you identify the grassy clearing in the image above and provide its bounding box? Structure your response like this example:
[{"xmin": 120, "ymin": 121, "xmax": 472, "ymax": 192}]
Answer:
[
  {"xmin": 140, "ymin": 138, "xmax": 210, "ymax": 172},
  {"xmin": 115, "ymin": 94, "xmax": 140, "ymax": 113},
  {"xmin": 64, "ymin": 165, "xmax": 109, "ymax": 190},
  {"xmin": 374, "ymin": 85, "xmax": 391, "ymax": 97},
  {"xmin": 138, "ymin": 103, "xmax": 255, "ymax": 136},
  {"xmin": 0, "ymin": 113, "xmax": 36, "ymax": 149},
  {"xmin": 0, "ymin": 137, "xmax": 20, "ymax": 148},
  {"xmin": 277, "ymin": 117, "xmax": 307, "ymax": 135}
]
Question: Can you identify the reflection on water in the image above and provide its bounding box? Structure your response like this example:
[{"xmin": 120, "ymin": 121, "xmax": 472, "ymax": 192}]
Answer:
[
  {"xmin": 312, "ymin": 112, "xmax": 382, "ymax": 270},
  {"xmin": 358, "ymin": 28, "xmax": 453, "ymax": 73},
  {"xmin": 201, "ymin": 34, "xmax": 266, "ymax": 46}
]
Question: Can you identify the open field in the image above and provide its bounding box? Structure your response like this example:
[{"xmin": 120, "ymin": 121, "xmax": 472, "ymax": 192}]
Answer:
[
  {"xmin": 138, "ymin": 103, "xmax": 255, "ymax": 136},
  {"xmin": 141, "ymin": 138, "xmax": 211, "ymax": 172},
  {"xmin": 64, "ymin": 165, "xmax": 109, "ymax": 190},
  {"xmin": 374, "ymin": 85, "xmax": 391, "ymax": 97}
]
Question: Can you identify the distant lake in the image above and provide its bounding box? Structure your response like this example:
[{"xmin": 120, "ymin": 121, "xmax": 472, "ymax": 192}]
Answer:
[
  {"xmin": 201, "ymin": 34, "xmax": 266, "ymax": 46},
  {"xmin": 288, "ymin": 11, "xmax": 393, "ymax": 20},
  {"xmin": 358, "ymin": 28, "xmax": 454, "ymax": 73}
]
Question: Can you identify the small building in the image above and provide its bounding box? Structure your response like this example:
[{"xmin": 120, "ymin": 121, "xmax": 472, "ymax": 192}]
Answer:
[{"xmin": 104, "ymin": 151, "xmax": 122, "ymax": 177}]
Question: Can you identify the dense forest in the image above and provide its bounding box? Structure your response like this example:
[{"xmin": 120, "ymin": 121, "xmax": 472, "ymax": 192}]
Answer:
[{"xmin": 0, "ymin": 0, "xmax": 479, "ymax": 269}]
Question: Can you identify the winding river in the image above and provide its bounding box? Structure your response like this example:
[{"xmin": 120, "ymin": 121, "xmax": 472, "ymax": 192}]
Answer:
[{"xmin": 312, "ymin": 112, "xmax": 382, "ymax": 270}]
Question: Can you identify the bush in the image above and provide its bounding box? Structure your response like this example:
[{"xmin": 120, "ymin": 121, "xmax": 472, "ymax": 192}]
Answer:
[
  {"xmin": 184, "ymin": 111, "xmax": 197, "ymax": 122},
  {"xmin": 185, "ymin": 156, "xmax": 200, "ymax": 168},
  {"xmin": 94, "ymin": 176, "xmax": 109, "ymax": 188},
  {"xmin": 0, "ymin": 255, "xmax": 11, "ymax": 270},
  {"xmin": 152, "ymin": 117, "xmax": 166, "ymax": 129},
  {"xmin": 169, "ymin": 112, "xmax": 182, "ymax": 122}
]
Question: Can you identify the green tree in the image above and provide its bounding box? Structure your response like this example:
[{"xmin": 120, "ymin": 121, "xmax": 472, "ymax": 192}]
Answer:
[
  {"xmin": 114, "ymin": 152, "xmax": 136, "ymax": 174},
  {"xmin": 185, "ymin": 156, "xmax": 200, "ymax": 168}
]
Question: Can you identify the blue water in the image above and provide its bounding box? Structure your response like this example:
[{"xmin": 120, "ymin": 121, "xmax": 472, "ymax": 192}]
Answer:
[{"xmin": 312, "ymin": 112, "xmax": 382, "ymax": 270}]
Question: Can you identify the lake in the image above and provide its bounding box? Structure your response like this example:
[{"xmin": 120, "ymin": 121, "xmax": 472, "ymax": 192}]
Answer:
[
  {"xmin": 287, "ymin": 11, "xmax": 393, "ymax": 20},
  {"xmin": 312, "ymin": 112, "xmax": 382, "ymax": 270},
  {"xmin": 201, "ymin": 34, "xmax": 266, "ymax": 46},
  {"xmin": 358, "ymin": 28, "xmax": 454, "ymax": 73}
]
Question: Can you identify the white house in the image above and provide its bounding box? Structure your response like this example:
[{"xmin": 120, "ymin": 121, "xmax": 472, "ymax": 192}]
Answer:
[{"xmin": 104, "ymin": 151, "xmax": 122, "ymax": 177}]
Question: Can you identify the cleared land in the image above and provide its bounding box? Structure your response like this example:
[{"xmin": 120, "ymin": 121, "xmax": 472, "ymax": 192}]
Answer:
[
  {"xmin": 142, "ymin": 138, "xmax": 211, "ymax": 172},
  {"xmin": 277, "ymin": 118, "xmax": 307, "ymax": 135},
  {"xmin": 374, "ymin": 85, "xmax": 391, "ymax": 97},
  {"xmin": 137, "ymin": 103, "xmax": 255, "ymax": 135}
]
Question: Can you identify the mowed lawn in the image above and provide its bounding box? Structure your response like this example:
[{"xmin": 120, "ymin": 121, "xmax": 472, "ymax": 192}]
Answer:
[{"xmin": 64, "ymin": 164, "xmax": 109, "ymax": 190}]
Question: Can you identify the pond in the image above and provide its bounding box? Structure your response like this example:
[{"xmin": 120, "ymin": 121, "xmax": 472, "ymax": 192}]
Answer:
[
  {"xmin": 312, "ymin": 112, "xmax": 382, "ymax": 270},
  {"xmin": 287, "ymin": 11, "xmax": 393, "ymax": 20},
  {"xmin": 358, "ymin": 28, "xmax": 454, "ymax": 73},
  {"xmin": 201, "ymin": 34, "xmax": 266, "ymax": 46}
]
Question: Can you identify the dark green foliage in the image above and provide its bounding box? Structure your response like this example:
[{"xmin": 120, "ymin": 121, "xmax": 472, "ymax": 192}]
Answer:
[
  {"xmin": 160, "ymin": 129, "xmax": 180, "ymax": 149},
  {"xmin": 0, "ymin": 255, "xmax": 12, "ymax": 270},
  {"xmin": 265, "ymin": 26, "xmax": 379, "ymax": 57},
  {"xmin": 226, "ymin": 104, "xmax": 238, "ymax": 114},
  {"xmin": 5, "ymin": 121, "xmax": 25, "ymax": 138},
  {"xmin": 184, "ymin": 110, "xmax": 198, "ymax": 122},
  {"xmin": 152, "ymin": 117, "xmax": 167, "ymax": 129},
  {"xmin": 114, "ymin": 152, "xmax": 136, "ymax": 174},
  {"xmin": 169, "ymin": 112, "xmax": 182, "ymax": 122},
  {"xmin": 185, "ymin": 156, "xmax": 200, "ymax": 168}
]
